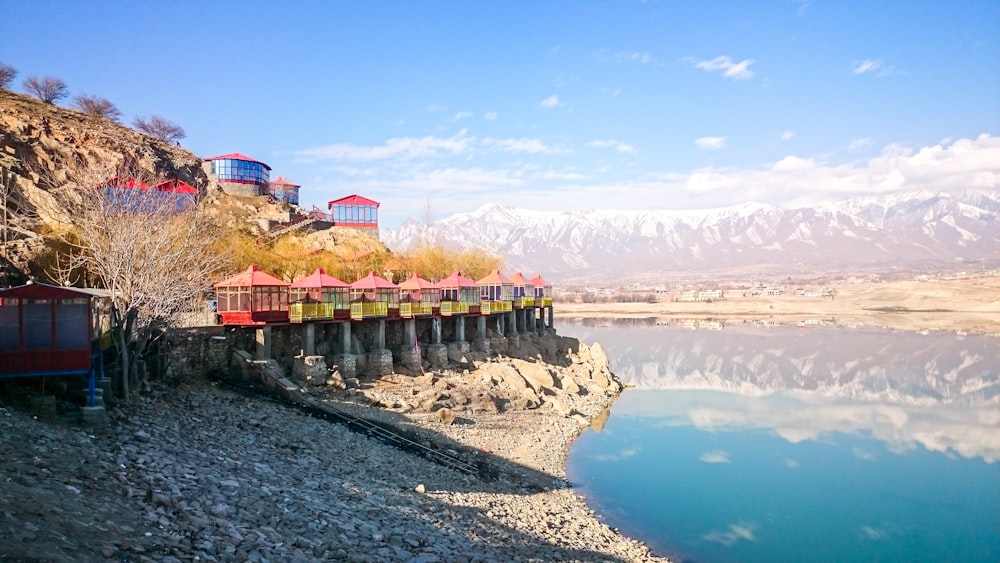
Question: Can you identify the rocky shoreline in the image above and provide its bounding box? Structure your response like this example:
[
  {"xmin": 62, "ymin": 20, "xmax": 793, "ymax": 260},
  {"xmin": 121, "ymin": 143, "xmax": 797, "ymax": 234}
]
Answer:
[{"xmin": 0, "ymin": 332, "xmax": 669, "ymax": 562}]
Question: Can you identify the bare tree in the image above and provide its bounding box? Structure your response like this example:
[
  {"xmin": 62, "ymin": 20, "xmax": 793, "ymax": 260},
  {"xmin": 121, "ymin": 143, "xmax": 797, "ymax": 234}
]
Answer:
[
  {"xmin": 73, "ymin": 94, "xmax": 121, "ymax": 121},
  {"xmin": 23, "ymin": 76, "xmax": 69, "ymax": 104},
  {"xmin": 44, "ymin": 155, "xmax": 229, "ymax": 399},
  {"xmin": 132, "ymin": 115, "xmax": 186, "ymax": 143},
  {"xmin": 0, "ymin": 62, "xmax": 16, "ymax": 89}
]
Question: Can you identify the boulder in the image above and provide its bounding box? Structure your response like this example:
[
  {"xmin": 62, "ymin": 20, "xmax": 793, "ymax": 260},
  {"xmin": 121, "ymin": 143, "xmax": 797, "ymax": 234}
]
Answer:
[
  {"xmin": 510, "ymin": 358, "xmax": 555, "ymax": 393},
  {"xmin": 436, "ymin": 408, "xmax": 456, "ymax": 425}
]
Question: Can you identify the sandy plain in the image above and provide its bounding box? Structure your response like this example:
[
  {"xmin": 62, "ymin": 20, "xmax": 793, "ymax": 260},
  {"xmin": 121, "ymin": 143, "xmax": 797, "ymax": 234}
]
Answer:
[{"xmin": 558, "ymin": 275, "xmax": 1000, "ymax": 335}]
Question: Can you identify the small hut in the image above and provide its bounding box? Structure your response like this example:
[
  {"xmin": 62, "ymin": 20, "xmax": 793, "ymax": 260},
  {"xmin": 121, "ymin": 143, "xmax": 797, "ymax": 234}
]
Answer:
[
  {"xmin": 476, "ymin": 269, "xmax": 513, "ymax": 315},
  {"xmin": 508, "ymin": 272, "xmax": 536, "ymax": 308},
  {"xmin": 436, "ymin": 270, "xmax": 481, "ymax": 316},
  {"xmin": 0, "ymin": 283, "xmax": 110, "ymax": 406},
  {"xmin": 529, "ymin": 273, "xmax": 553, "ymax": 307},
  {"xmin": 288, "ymin": 268, "xmax": 349, "ymax": 322},
  {"xmin": 349, "ymin": 271, "xmax": 399, "ymax": 319},
  {"xmin": 213, "ymin": 265, "xmax": 289, "ymax": 325},
  {"xmin": 398, "ymin": 273, "xmax": 440, "ymax": 317}
]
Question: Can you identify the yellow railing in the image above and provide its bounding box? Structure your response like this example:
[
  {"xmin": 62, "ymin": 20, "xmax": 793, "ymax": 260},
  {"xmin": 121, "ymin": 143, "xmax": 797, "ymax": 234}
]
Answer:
[
  {"xmin": 290, "ymin": 302, "xmax": 344, "ymax": 322},
  {"xmin": 350, "ymin": 302, "xmax": 388, "ymax": 319},
  {"xmin": 400, "ymin": 302, "xmax": 434, "ymax": 317},
  {"xmin": 537, "ymin": 297, "xmax": 553, "ymax": 307},
  {"xmin": 481, "ymin": 300, "xmax": 513, "ymax": 314},
  {"xmin": 514, "ymin": 296, "xmax": 535, "ymax": 308},
  {"xmin": 440, "ymin": 301, "xmax": 470, "ymax": 315}
]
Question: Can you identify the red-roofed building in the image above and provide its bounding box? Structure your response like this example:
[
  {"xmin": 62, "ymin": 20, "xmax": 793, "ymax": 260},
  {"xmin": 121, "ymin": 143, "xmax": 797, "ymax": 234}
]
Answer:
[
  {"xmin": 213, "ymin": 265, "xmax": 289, "ymax": 325},
  {"xmin": 476, "ymin": 269, "xmax": 514, "ymax": 315},
  {"xmin": 288, "ymin": 268, "xmax": 349, "ymax": 322},
  {"xmin": 268, "ymin": 176, "xmax": 301, "ymax": 205},
  {"xmin": 529, "ymin": 273, "xmax": 552, "ymax": 307},
  {"xmin": 349, "ymin": 271, "xmax": 399, "ymax": 319},
  {"xmin": 508, "ymin": 272, "xmax": 536, "ymax": 308},
  {"xmin": 204, "ymin": 153, "xmax": 272, "ymax": 197},
  {"xmin": 328, "ymin": 194, "xmax": 379, "ymax": 238},
  {"xmin": 436, "ymin": 270, "xmax": 481, "ymax": 316},
  {"xmin": 398, "ymin": 273, "xmax": 440, "ymax": 317}
]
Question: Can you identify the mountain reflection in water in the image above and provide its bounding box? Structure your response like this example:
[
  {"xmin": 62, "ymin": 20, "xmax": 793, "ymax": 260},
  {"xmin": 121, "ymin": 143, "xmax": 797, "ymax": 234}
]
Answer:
[
  {"xmin": 564, "ymin": 321, "xmax": 1000, "ymax": 562},
  {"xmin": 565, "ymin": 320, "xmax": 1000, "ymax": 461}
]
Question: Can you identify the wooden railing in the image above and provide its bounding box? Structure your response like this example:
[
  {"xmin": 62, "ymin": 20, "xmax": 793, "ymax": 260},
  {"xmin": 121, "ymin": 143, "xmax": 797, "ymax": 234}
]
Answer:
[{"xmin": 350, "ymin": 302, "xmax": 388, "ymax": 319}]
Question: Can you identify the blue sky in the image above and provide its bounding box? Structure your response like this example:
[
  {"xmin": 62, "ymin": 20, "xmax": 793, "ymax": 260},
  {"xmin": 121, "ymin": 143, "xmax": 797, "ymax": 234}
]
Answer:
[{"xmin": 3, "ymin": 0, "xmax": 999, "ymax": 227}]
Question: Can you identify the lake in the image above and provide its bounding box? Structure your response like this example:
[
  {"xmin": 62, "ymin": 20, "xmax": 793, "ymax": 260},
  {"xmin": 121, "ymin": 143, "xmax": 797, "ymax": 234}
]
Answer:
[{"xmin": 563, "ymin": 319, "xmax": 1000, "ymax": 563}]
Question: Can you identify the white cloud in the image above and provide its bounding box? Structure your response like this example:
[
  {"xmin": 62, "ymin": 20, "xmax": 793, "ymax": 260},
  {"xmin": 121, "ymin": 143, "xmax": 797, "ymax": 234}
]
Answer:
[
  {"xmin": 849, "ymin": 137, "xmax": 874, "ymax": 151},
  {"xmin": 541, "ymin": 95, "xmax": 560, "ymax": 108},
  {"xmin": 483, "ymin": 137, "xmax": 561, "ymax": 154},
  {"xmin": 699, "ymin": 450, "xmax": 731, "ymax": 463},
  {"xmin": 695, "ymin": 56, "xmax": 755, "ymax": 80},
  {"xmin": 852, "ymin": 59, "xmax": 881, "ymax": 74},
  {"xmin": 483, "ymin": 111, "xmax": 497, "ymax": 120},
  {"xmin": 451, "ymin": 111, "xmax": 472, "ymax": 122},
  {"xmin": 702, "ymin": 522, "xmax": 759, "ymax": 546},
  {"xmin": 588, "ymin": 139, "xmax": 637, "ymax": 154},
  {"xmin": 592, "ymin": 447, "xmax": 640, "ymax": 462},
  {"xmin": 537, "ymin": 168, "xmax": 586, "ymax": 180},
  {"xmin": 781, "ymin": 130, "xmax": 795, "ymax": 141},
  {"xmin": 695, "ymin": 136, "xmax": 727, "ymax": 150},
  {"xmin": 594, "ymin": 50, "xmax": 653, "ymax": 65},
  {"xmin": 295, "ymin": 130, "xmax": 474, "ymax": 161}
]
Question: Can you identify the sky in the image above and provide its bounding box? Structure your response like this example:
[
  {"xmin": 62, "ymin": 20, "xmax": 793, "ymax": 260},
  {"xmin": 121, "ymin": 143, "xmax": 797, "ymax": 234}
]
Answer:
[{"xmin": 3, "ymin": 0, "xmax": 999, "ymax": 227}]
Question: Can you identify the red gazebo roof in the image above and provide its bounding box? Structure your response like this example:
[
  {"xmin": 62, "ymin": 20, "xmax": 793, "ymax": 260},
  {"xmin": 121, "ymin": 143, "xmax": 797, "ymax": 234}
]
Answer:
[
  {"xmin": 529, "ymin": 273, "xmax": 550, "ymax": 287},
  {"xmin": 203, "ymin": 153, "xmax": 272, "ymax": 170},
  {"xmin": 0, "ymin": 282, "xmax": 98, "ymax": 300},
  {"xmin": 290, "ymin": 268, "xmax": 348, "ymax": 289},
  {"xmin": 508, "ymin": 272, "xmax": 534, "ymax": 287},
  {"xmin": 328, "ymin": 194, "xmax": 380, "ymax": 208},
  {"xmin": 213, "ymin": 265, "xmax": 288, "ymax": 288},
  {"xmin": 476, "ymin": 269, "xmax": 510, "ymax": 285},
  {"xmin": 399, "ymin": 273, "xmax": 438, "ymax": 291},
  {"xmin": 154, "ymin": 179, "xmax": 199, "ymax": 194},
  {"xmin": 269, "ymin": 176, "xmax": 300, "ymax": 188},
  {"xmin": 350, "ymin": 271, "xmax": 398, "ymax": 290},
  {"xmin": 436, "ymin": 270, "xmax": 478, "ymax": 288}
]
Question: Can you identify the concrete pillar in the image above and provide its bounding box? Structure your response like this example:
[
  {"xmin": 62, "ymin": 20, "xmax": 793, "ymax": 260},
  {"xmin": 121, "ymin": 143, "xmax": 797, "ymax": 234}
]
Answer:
[
  {"xmin": 547, "ymin": 306, "xmax": 554, "ymax": 329},
  {"xmin": 496, "ymin": 315, "xmax": 504, "ymax": 337},
  {"xmin": 302, "ymin": 323, "xmax": 315, "ymax": 356},
  {"xmin": 508, "ymin": 310, "xmax": 517, "ymax": 336},
  {"xmin": 404, "ymin": 318, "xmax": 416, "ymax": 348},
  {"xmin": 340, "ymin": 322, "xmax": 352, "ymax": 354},
  {"xmin": 477, "ymin": 316, "xmax": 487, "ymax": 340},
  {"xmin": 432, "ymin": 317, "xmax": 442, "ymax": 345},
  {"xmin": 255, "ymin": 326, "xmax": 272, "ymax": 361},
  {"xmin": 455, "ymin": 316, "xmax": 466, "ymax": 342},
  {"xmin": 375, "ymin": 319, "xmax": 386, "ymax": 350}
]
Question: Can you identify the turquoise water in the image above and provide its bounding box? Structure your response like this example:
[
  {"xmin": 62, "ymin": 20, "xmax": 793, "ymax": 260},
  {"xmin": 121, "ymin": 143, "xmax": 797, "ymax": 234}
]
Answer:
[{"xmin": 564, "ymin": 321, "xmax": 1000, "ymax": 563}]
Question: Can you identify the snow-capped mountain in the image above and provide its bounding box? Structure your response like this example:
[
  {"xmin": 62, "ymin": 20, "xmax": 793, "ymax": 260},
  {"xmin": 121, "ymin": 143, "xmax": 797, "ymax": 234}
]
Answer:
[{"xmin": 382, "ymin": 191, "xmax": 1000, "ymax": 281}]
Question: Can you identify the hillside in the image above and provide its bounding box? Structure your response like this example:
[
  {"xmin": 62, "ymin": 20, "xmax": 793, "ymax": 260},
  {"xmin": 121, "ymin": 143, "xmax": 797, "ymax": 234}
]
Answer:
[{"xmin": 0, "ymin": 90, "xmax": 390, "ymax": 281}]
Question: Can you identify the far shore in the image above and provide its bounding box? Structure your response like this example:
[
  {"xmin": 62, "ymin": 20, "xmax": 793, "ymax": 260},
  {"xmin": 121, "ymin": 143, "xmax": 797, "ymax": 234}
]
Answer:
[{"xmin": 556, "ymin": 275, "xmax": 1000, "ymax": 335}]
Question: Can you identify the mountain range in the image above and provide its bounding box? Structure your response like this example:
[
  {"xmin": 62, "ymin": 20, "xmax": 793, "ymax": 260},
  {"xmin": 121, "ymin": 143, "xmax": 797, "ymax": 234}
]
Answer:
[{"xmin": 382, "ymin": 190, "xmax": 1000, "ymax": 282}]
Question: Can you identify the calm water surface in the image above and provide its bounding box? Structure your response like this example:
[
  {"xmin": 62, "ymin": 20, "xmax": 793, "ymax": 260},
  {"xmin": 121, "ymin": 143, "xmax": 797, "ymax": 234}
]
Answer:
[{"xmin": 564, "ymin": 319, "xmax": 1000, "ymax": 563}]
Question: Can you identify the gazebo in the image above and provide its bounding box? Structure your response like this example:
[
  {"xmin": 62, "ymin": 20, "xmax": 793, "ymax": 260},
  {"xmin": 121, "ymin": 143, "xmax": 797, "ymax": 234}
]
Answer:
[
  {"xmin": 476, "ymin": 269, "xmax": 513, "ymax": 315},
  {"xmin": 349, "ymin": 271, "xmax": 399, "ymax": 319},
  {"xmin": 213, "ymin": 265, "xmax": 289, "ymax": 325},
  {"xmin": 508, "ymin": 272, "xmax": 536, "ymax": 308},
  {"xmin": 398, "ymin": 273, "xmax": 439, "ymax": 317},
  {"xmin": 529, "ymin": 273, "xmax": 553, "ymax": 307},
  {"xmin": 288, "ymin": 268, "xmax": 349, "ymax": 322},
  {"xmin": 0, "ymin": 283, "xmax": 108, "ymax": 406},
  {"xmin": 436, "ymin": 270, "xmax": 481, "ymax": 316},
  {"xmin": 268, "ymin": 176, "xmax": 301, "ymax": 205}
]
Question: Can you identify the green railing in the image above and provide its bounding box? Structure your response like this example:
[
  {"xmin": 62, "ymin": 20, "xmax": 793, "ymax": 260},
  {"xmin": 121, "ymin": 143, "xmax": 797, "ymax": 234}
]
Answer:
[
  {"xmin": 350, "ymin": 302, "xmax": 388, "ymax": 319},
  {"xmin": 400, "ymin": 302, "xmax": 434, "ymax": 317}
]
